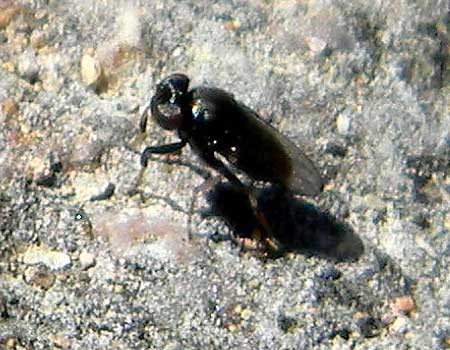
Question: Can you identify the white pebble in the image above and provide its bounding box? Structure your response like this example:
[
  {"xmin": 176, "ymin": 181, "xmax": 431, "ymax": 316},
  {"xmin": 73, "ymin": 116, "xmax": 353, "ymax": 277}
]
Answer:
[
  {"xmin": 80, "ymin": 54, "xmax": 102, "ymax": 87},
  {"xmin": 79, "ymin": 251, "xmax": 96, "ymax": 268},
  {"xmin": 336, "ymin": 114, "xmax": 352, "ymax": 135},
  {"xmin": 22, "ymin": 246, "xmax": 71, "ymax": 271}
]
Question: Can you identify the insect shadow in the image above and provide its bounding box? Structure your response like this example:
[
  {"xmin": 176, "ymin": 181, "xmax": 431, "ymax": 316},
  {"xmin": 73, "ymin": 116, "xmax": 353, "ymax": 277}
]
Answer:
[{"xmin": 203, "ymin": 182, "xmax": 364, "ymax": 261}]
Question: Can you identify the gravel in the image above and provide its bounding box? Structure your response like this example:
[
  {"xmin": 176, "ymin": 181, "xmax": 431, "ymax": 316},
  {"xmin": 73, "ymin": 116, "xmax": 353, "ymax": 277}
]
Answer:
[{"xmin": 0, "ymin": 0, "xmax": 449, "ymax": 349}]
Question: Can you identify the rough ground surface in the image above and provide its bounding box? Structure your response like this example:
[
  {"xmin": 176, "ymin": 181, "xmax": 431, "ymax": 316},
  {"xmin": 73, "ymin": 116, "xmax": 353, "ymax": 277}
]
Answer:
[{"xmin": 0, "ymin": 0, "xmax": 449, "ymax": 349}]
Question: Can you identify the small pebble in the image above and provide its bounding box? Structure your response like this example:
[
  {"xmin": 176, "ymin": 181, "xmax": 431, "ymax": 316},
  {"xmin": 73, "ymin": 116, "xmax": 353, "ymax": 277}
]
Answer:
[
  {"xmin": 17, "ymin": 50, "xmax": 40, "ymax": 84},
  {"xmin": 336, "ymin": 114, "xmax": 352, "ymax": 135},
  {"xmin": 30, "ymin": 30, "xmax": 46, "ymax": 48},
  {"xmin": 79, "ymin": 251, "xmax": 95, "ymax": 268},
  {"xmin": 2, "ymin": 61, "xmax": 15, "ymax": 73},
  {"xmin": 1, "ymin": 99, "xmax": 19, "ymax": 118},
  {"xmin": 22, "ymin": 245, "xmax": 71, "ymax": 271},
  {"xmin": 391, "ymin": 296, "xmax": 415, "ymax": 315},
  {"xmin": 25, "ymin": 268, "xmax": 56, "ymax": 290},
  {"xmin": 80, "ymin": 53, "xmax": 103, "ymax": 88},
  {"xmin": 304, "ymin": 36, "xmax": 328, "ymax": 55},
  {"xmin": 0, "ymin": 4, "xmax": 22, "ymax": 29},
  {"xmin": 5, "ymin": 338, "xmax": 16, "ymax": 349},
  {"xmin": 389, "ymin": 316, "xmax": 409, "ymax": 333}
]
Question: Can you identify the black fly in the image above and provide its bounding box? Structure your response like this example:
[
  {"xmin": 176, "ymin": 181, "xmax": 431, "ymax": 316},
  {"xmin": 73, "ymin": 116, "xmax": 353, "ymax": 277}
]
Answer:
[
  {"xmin": 140, "ymin": 73, "xmax": 322, "ymax": 253},
  {"xmin": 141, "ymin": 73, "xmax": 322, "ymax": 194}
]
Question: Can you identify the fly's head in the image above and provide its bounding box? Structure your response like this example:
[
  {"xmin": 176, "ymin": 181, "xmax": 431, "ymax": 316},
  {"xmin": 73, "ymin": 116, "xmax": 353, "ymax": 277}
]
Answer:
[{"xmin": 150, "ymin": 73, "xmax": 190, "ymax": 131}]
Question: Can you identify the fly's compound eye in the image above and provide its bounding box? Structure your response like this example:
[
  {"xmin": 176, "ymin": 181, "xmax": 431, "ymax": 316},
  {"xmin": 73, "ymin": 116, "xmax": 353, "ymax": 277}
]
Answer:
[
  {"xmin": 151, "ymin": 98, "xmax": 184, "ymax": 130},
  {"xmin": 150, "ymin": 74, "xmax": 190, "ymax": 130}
]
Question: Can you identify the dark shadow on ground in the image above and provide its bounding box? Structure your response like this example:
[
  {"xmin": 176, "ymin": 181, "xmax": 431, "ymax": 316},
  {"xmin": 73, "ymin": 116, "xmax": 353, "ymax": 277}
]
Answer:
[{"xmin": 204, "ymin": 182, "xmax": 364, "ymax": 262}]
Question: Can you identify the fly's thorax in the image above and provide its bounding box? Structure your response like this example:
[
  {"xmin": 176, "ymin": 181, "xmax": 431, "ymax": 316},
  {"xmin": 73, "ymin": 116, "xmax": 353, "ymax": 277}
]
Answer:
[{"xmin": 189, "ymin": 97, "xmax": 214, "ymax": 125}]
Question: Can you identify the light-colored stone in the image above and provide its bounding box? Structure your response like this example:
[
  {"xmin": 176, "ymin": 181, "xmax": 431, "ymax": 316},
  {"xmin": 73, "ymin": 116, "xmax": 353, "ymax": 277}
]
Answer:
[
  {"xmin": 22, "ymin": 245, "xmax": 71, "ymax": 271},
  {"xmin": 81, "ymin": 53, "xmax": 103, "ymax": 87},
  {"xmin": 336, "ymin": 114, "xmax": 352, "ymax": 135},
  {"xmin": 79, "ymin": 251, "xmax": 95, "ymax": 268}
]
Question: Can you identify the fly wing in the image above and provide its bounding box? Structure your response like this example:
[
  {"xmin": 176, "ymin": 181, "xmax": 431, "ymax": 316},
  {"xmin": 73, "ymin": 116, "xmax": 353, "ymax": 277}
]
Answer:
[
  {"xmin": 191, "ymin": 87, "xmax": 322, "ymax": 196},
  {"xmin": 240, "ymin": 108, "xmax": 323, "ymax": 195},
  {"xmin": 273, "ymin": 123, "xmax": 323, "ymax": 195}
]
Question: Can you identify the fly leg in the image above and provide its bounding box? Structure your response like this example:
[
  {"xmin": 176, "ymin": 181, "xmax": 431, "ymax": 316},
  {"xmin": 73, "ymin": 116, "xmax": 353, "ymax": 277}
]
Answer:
[
  {"xmin": 139, "ymin": 100, "xmax": 151, "ymax": 133},
  {"xmin": 200, "ymin": 152, "xmax": 281, "ymax": 254},
  {"xmin": 141, "ymin": 140, "xmax": 188, "ymax": 167},
  {"xmin": 186, "ymin": 175, "xmax": 222, "ymax": 252},
  {"xmin": 140, "ymin": 139, "xmax": 212, "ymax": 245},
  {"xmin": 130, "ymin": 140, "xmax": 188, "ymax": 196}
]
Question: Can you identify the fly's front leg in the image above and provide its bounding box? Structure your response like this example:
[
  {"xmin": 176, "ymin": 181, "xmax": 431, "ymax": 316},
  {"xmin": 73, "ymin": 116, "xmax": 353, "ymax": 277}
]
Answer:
[
  {"xmin": 139, "ymin": 101, "xmax": 152, "ymax": 133},
  {"xmin": 186, "ymin": 175, "xmax": 219, "ymax": 249},
  {"xmin": 129, "ymin": 139, "xmax": 188, "ymax": 196},
  {"xmin": 141, "ymin": 140, "xmax": 187, "ymax": 167}
]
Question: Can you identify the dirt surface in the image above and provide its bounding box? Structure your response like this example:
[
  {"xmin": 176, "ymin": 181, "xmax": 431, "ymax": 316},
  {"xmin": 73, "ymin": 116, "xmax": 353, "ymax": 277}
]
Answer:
[{"xmin": 0, "ymin": 1, "xmax": 449, "ymax": 349}]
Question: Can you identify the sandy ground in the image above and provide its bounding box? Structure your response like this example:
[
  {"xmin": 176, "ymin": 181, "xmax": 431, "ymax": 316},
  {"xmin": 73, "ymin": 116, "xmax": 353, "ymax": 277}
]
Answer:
[{"xmin": 0, "ymin": 0, "xmax": 449, "ymax": 349}]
